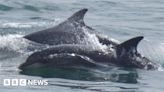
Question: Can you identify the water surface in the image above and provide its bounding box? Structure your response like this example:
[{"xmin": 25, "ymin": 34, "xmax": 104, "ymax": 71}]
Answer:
[{"xmin": 0, "ymin": 0, "xmax": 164, "ymax": 92}]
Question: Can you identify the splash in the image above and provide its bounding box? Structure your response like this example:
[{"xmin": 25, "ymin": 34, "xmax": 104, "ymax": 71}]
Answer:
[
  {"xmin": 137, "ymin": 41, "xmax": 164, "ymax": 71},
  {"xmin": 157, "ymin": 66, "xmax": 164, "ymax": 71},
  {"xmin": 0, "ymin": 34, "xmax": 44, "ymax": 53},
  {"xmin": 82, "ymin": 27, "xmax": 108, "ymax": 51},
  {"xmin": 0, "ymin": 22, "xmax": 51, "ymax": 28},
  {"xmin": 0, "ymin": 19, "xmax": 61, "ymax": 28}
]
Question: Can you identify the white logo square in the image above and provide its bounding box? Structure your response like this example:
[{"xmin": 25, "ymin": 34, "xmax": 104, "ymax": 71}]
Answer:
[
  {"xmin": 19, "ymin": 79, "xmax": 27, "ymax": 86},
  {"xmin": 3, "ymin": 79, "xmax": 10, "ymax": 86},
  {"xmin": 11, "ymin": 79, "xmax": 19, "ymax": 86}
]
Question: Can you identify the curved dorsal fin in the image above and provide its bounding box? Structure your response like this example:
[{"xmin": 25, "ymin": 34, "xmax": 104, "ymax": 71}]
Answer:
[
  {"xmin": 116, "ymin": 36, "xmax": 144, "ymax": 56},
  {"xmin": 68, "ymin": 8, "xmax": 88, "ymax": 22}
]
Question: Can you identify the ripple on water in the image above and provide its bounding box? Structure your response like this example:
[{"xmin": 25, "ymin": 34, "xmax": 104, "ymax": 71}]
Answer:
[
  {"xmin": 0, "ymin": 4, "xmax": 13, "ymax": 11},
  {"xmin": 23, "ymin": 5, "xmax": 40, "ymax": 12},
  {"xmin": 0, "ymin": 0, "xmax": 163, "ymax": 92}
]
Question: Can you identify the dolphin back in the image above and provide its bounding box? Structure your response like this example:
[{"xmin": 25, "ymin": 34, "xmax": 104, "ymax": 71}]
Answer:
[
  {"xmin": 115, "ymin": 36, "xmax": 159, "ymax": 70},
  {"xmin": 116, "ymin": 36, "xmax": 143, "ymax": 57},
  {"xmin": 23, "ymin": 9, "xmax": 89, "ymax": 45}
]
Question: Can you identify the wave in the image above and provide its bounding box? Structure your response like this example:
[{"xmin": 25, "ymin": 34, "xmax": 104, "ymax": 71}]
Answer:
[
  {"xmin": 0, "ymin": 34, "xmax": 46, "ymax": 56},
  {"xmin": 137, "ymin": 40, "xmax": 164, "ymax": 71},
  {"xmin": 140, "ymin": 41, "xmax": 164, "ymax": 62},
  {"xmin": 0, "ymin": 4, "xmax": 13, "ymax": 11},
  {"xmin": 23, "ymin": 5, "xmax": 39, "ymax": 12},
  {"xmin": 0, "ymin": 20, "xmax": 60, "ymax": 28},
  {"xmin": 0, "ymin": 34, "xmax": 26, "ymax": 51}
]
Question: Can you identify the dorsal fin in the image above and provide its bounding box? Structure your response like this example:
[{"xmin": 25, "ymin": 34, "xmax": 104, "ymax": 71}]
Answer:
[
  {"xmin": 116, "ymin": 36, "xmax": 144, "ymax": 57},
  {"xmin": 68, "ymin": 8, "xmax": 88, "ymax": 22}
]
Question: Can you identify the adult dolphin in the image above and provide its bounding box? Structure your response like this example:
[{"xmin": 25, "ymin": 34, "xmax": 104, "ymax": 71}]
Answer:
[
  {"xmin": 19, "ymin": 36, "xmax": 159, "ymax": 70},
  {"xmin": 24, "ymin": 8, "xmax": 119, "ymax": 46}
]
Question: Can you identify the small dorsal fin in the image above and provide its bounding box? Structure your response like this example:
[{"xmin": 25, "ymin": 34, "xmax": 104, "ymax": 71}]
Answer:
[
  {"xmin": 68, "ymin": 8, "xmax": 88, "ymax": 22},
  {"xmin": 116, "ymin": 36, "xmax": 144, "ymax": 57}
]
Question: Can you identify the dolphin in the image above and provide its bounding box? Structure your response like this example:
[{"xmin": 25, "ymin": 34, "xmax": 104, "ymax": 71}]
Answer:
[
  {"xmin": 24, "ymin": 8, "xmax": 119, "ymax": 46},
  {"xmin": 19, "ymin": 36, "xmax": 159, "ymax": 70}
]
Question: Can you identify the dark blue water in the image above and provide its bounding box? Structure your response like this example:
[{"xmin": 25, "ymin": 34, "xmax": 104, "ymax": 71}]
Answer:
[{"xmin": 0, "ymin": 0, "xmax": 164, "ymax": 92}]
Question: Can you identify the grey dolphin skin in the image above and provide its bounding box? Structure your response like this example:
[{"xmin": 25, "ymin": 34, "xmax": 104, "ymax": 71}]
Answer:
[
  {"xmin": 24, "ymin": 8, "xmax": 119, "ymax": 46},
  {"xmin": 20, "ymin": 8, "xmax": 159, "ymax": 71},
  {"xmin": 19, "ymin": 36, "xmax": 159, "ymax": 70}
]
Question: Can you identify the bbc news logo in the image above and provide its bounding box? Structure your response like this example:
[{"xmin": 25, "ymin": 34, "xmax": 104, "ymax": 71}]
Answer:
[{"xmin": 3, "ymin": 79, "xmax": 48, "ymax": 86}]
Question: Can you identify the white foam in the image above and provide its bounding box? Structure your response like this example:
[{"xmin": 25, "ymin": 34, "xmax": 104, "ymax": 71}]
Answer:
[
  {"xmin": 157, "ymin": 66, "xmax": 164, "ymax": 71},
  {"xmin": 82, "ymin": 28, "xmax": 108, "ymax": 51},
  {"xmin": 0, "ymin": 19, "xmax": 60, "ymax": 28},
  {"xmin": 0, "ymin": 34, "xmax": 31, "ymax": 53},
  {"xmin": 110, "ymin": 38, "xmax": 120, "ymax": 44}
]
